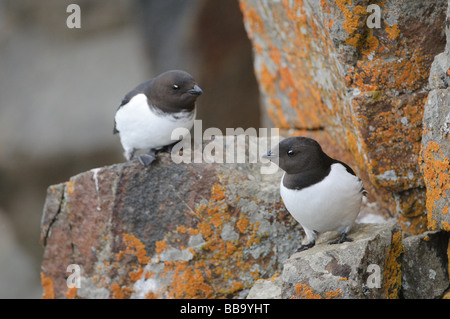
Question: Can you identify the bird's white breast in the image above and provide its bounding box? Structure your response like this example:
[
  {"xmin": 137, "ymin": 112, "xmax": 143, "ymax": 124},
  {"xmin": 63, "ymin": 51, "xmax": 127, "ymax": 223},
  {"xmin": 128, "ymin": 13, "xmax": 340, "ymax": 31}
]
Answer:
[
  {"xmin": 280, "ymin": 163, "xmax": 363, "ymax": 234},
  {"xmin": 115, "ymin": 93, "xmax": 195, "ymax": 151}
]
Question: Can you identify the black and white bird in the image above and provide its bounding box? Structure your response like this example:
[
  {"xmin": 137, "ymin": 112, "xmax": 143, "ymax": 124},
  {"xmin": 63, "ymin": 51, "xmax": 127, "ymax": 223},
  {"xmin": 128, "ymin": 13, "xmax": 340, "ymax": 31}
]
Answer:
[
  {"xmin": 114, "ymin": 70, "xmax": 203, "ymax": 166},
  {"xmin": 263, "ymin": 136, "xmax": 365, "ymax": 252}
]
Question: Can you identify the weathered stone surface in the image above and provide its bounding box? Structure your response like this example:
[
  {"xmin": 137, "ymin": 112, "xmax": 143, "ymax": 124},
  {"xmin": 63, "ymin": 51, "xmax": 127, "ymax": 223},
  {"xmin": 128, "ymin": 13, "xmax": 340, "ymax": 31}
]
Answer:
[
  {"xmin": 256, "ymin": 223, "xmax": 449, "ymax": 299},
  {"xmin": 40, "ymin": 149, "xmax": 449, "ymax": 299},
  {"xmin": 246, "ymin": 275, "xmax": 283, "ymax": 299},
  {"xmin": 40, "ymin": 151, "xmax": 303, "ymax": 299},
  {"xmin": 419, "ymin": 1, "xmax": 450, "ymax": 234},
  {"xmin": 281, "ymin": 222, "xmax": 403, "ymax": 299},
  {"xmin": 401, "ymin": 231, "xmax": 449, "ymax": 298},
  {"xmin": 420, "ymin": 90, "xmax": 450, "ymax": 233},
  {"xmin": 239, "ymin": 0, "xmax": 448, "ymax": 233}
]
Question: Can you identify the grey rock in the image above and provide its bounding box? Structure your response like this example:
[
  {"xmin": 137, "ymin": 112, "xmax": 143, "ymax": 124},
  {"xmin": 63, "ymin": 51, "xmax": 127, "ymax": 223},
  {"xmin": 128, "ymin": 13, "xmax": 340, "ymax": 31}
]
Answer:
[
  {"xmin": 246, "ymin": 276, "xmax": 283, "ymax": 299},
  {"xmin": 401, "ymin": 231, "xmax": 449, "ymax": 298},
  {"xmin": 40, "ymin": 145, "xmax": 302, "ymax": 299},
  {"xmin": 281, "ymin": 222, "xmax": 401, "ymax": 299}
]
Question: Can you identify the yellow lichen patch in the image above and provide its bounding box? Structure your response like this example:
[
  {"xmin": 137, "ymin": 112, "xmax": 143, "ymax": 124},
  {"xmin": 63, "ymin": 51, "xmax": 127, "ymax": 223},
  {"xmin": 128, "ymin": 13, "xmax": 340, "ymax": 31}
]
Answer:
[
  {"xmin": 40, "ymin": 272, "xmax": 55, "ymax": 299},
  {"xmin": 155, "ymin": 239, "xmax": 168, "ymax": 255},
  {"xmin": 385, "ymin": 23, "xmax": 400, "ymax": 40},
  {"xmin": 210, "ymin": 183, "xmax": 226, "ymax": 201},
  {"xmin": 65, "ymin": 287, "xmax": 77, "ymax": 299},
  {"xmin": 420, "ymin": 141, "xmax": 450, "ymax": 230},
  {"xmin": 236, "ymin": 216, "xmax": 250, "ymax": 233},
  {"xmin": 246, "ymin": 0, "xmax": 336, "ymax": 130},
  {"xmin": 230, "ymin": 281, "xmax": 244, "ymax": 293},
  {"xmin": 383, "ymin": 231, "xmax": 403, "ymax": 299},
  {"xmin": 269, "ymin": 98, "xmax": 290, "ymax": 128},
  {"xmin": 145, "ymin": 291, "xmax": 158, "ymax": 299},
  {"xmin": 166, "ymin": 261, "xmax": 212, "ymax": 299},
  {"xmin": 153, "ymin": 182, "xmax": 266, "ymax": 298},
  {"xmin": 294, "ymin": 282, "xmax": 343, "ymax": 299},
  {"xmin": 442, "ymin": 221, "xmax": 450, "ymax": 232},
  {"xmin": 324, "ymin": 288, "xmax": 344, "ymax": 299},
  {"xmin": 110, "ymin": 283, "xmax": 132, "ymax": 299},
  {"xmin": 239, "ymin": 0, "xmax": 265, "ymax": 39},
  {"xmin": 348, "ymin": 46, "xmax": 428, "ymax": 94},
  {"xmin": 66, "ymin": 181, "xmax": 75, "ymax": 195},
  {"xmin": 361, "ymin": 30, "xmax": 379, "ymax": 56},
  {"xmin": 176, "ymin": 225, "xmax": 187, "ymax": 234},
  {"xmin": 117, "ymin": 233, "xmax": 150, "ymax": 265},
  {"xmin": 258, "ymin": 63, "xmax": 276, "ymax": 97},
  {"xmin": 398, "ymin": 214, "xmax": 427, "ymax": 236},
  {"xmin": 129, "ymin": 265, "xmax": 144, "ymax": 282}
]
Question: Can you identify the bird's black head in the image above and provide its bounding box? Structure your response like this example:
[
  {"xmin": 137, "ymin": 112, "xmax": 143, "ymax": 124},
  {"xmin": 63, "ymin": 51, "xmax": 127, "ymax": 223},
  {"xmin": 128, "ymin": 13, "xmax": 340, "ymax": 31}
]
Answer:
[
  {"xmin": 263, "ymin": 136, "xmax": 330, "ymax": 174},
  {"xmin": 149, "ymin": 70, "xmax": 203, "ymax": 112}
]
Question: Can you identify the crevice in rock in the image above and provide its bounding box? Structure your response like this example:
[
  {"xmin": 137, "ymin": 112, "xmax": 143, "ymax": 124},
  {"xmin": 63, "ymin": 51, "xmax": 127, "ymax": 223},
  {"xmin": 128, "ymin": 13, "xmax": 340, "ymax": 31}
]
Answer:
[{"xmin": 41, "ymin": 183, "xmax": 67, "ymax": 247}]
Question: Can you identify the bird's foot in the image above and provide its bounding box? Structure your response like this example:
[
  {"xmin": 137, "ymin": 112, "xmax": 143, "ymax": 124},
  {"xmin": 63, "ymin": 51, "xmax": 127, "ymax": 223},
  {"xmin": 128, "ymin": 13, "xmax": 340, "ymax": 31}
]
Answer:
[
  {"xmin": 157, "ymin": 141, "xmax": 178, "ymax": 154},
  {"xmin": 328, "ymin": 233, "xmax": 353, "ymax": 245},
  {"xmin": 295, "ymin": 241, "xmax": 315, "ymax": 252},
  {"xmin": 137, "ymin": 154, "xmax": 156, "ymax": 167}
]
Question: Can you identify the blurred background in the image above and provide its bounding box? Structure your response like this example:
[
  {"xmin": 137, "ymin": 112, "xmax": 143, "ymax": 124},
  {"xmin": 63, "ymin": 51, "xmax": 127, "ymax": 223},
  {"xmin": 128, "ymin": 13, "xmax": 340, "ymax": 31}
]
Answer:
[{"xmin": 0, "ymin": 0, "xmax": 261, "ymax": 298}]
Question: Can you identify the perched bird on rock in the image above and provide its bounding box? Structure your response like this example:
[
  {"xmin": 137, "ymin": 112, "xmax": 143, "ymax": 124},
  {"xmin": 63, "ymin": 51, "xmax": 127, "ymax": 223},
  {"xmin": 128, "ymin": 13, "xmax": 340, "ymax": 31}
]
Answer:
[
  {"xmin": 114, "ymin": 70, "xmax": 203, "ymax": 166},
  {"xmin": 263, "ymin": 136, "xmax": 365, "ymax": 252}
]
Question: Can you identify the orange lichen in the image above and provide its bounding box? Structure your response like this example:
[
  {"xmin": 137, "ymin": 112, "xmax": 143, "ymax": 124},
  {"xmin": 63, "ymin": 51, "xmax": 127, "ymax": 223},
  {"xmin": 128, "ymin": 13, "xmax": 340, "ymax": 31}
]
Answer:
[
  {"xmin": 259, "ymin": 63, "xmax": 276, "ymax": 96},
  {"xmin": 348, "ymin": 46, "xmax": 428, "ymax": 94},
  {"xmin": 167, "ymin": 262, "xmax": 212, "ymax": 299},
  {"xmin": 240, "ymin": 0, "xmax": 437, "ymax": 235},
  {"xmin": 420, "ymin": 140, "xmax": 450, "ymax": 230},
  {"xmin": 150, "ymin": 181, "xmax": 264, "ymax": 298},
  {"xmin": 230, "ymin": 281, "xmax": 244, "ymax": 293},
  {"xmin": 383, "ymin": 231, "xmax": 403, "ymax": 299},
  {"xmin": 155, "ymin": 239, "xmax": 168, "ymax": 255},
  {"xmin": 65, "ymin": 287, "xmax": 77, "ymax": 299},
  {"xmin": 198, "ymin": 220, "xmax": 213, "ymax": 238},
  {"xmin": 66, "ymin": 181, "xmax": 75, "ymax": 195},
  {"xmin": 239, "ymin": 0, "xmax": 265, "ymax": 38},
  {"xmin": 117, "ymin": 234, "xmax": 150, "ymax": 265},
  {"xmin": 269, "ymin": 98, "xmax": 290, "ymax": 128},
  {"xmin": 145, "ymin": 291, "xmax": 158, "ymax": 299},
  {"xmin": 236, "ymin": 216, "xmax": 250, "ymax": 233},
  {"xmin": 385, "ymin": 23, "xmax": 400, "ymax": 40},
  {"xmin": 110, "ymin": 283, "xmax": 131, "ymax": 299},
  {"xmin": 41, "ymin": 273, "xmax": 55, "ymax": 299},
  {"xmin": 176, "ymin": 225, "xmax": 187, "ymax": 234},
  {"xmin": 294, "ymin": 282, "xmax": 343, "ymax": 299},
  {"xmin": 324, "ymin": 288, "xmax": 344, "ymax": 299},
  {"xmin": 129, "ymin": 265, "xmax": 144, "ymax": 282},
  {"xmin": 334, "ymin": 0, "xmax": 368, "ymax": 48},
  {"xmin": 442, "ymin": 221, "xmax": 450, "ymax": 232},
  {"xmin": 295, "ymin": 283, "xmax": 322, "ymax": 299},
  {"xmin": 210, "ymin": 183, "xmax": 226, "ymax": 201}
]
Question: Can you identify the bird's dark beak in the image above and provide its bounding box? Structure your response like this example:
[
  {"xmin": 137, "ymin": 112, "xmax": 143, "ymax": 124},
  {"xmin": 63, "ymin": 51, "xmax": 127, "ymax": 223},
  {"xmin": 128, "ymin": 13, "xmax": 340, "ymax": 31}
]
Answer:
[
  {"xmin": 262, "ymin": 149, "xmax": 278, "ymax": 160},
  {"xmin": 188, "ymin": 84, "xmax": 203, "ymax": 96}
]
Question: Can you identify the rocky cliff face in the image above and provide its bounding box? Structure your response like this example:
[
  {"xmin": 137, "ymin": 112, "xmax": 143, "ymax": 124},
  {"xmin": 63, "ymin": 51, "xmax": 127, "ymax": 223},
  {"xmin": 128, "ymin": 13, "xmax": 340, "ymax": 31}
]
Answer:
[
  {"xmin": 239, "ymin": 0, "xmax": 448, "ymax": 234},
  {"xmin": 40, "ymin": 152, "xmax": 304, "ymax": 299},
  {"xmin": 40, "ymin": 0, "xmax": 450, "ymax": 298}
]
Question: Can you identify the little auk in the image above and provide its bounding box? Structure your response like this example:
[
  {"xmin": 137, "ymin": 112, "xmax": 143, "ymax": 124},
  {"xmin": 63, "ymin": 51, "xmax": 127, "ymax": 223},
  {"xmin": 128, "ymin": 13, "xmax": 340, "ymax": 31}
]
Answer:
[
  {"xmin": 114, "ymin": 70, "xmax": 203, "ymax": 166},
  {"xmin": 263, "ymin": 136, "xmax": 365, "ymax": 252}
]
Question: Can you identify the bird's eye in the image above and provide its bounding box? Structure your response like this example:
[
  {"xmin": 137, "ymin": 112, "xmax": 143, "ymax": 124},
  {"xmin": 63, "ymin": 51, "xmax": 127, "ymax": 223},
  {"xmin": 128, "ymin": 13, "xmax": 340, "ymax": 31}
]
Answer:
[
  {"xmin": 287, "ymin": 149, "xmax": 294, "ymax": 157},
  {"xmin": 172, "ymin": 84, "xmax": 180, "ymax": 90}
]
